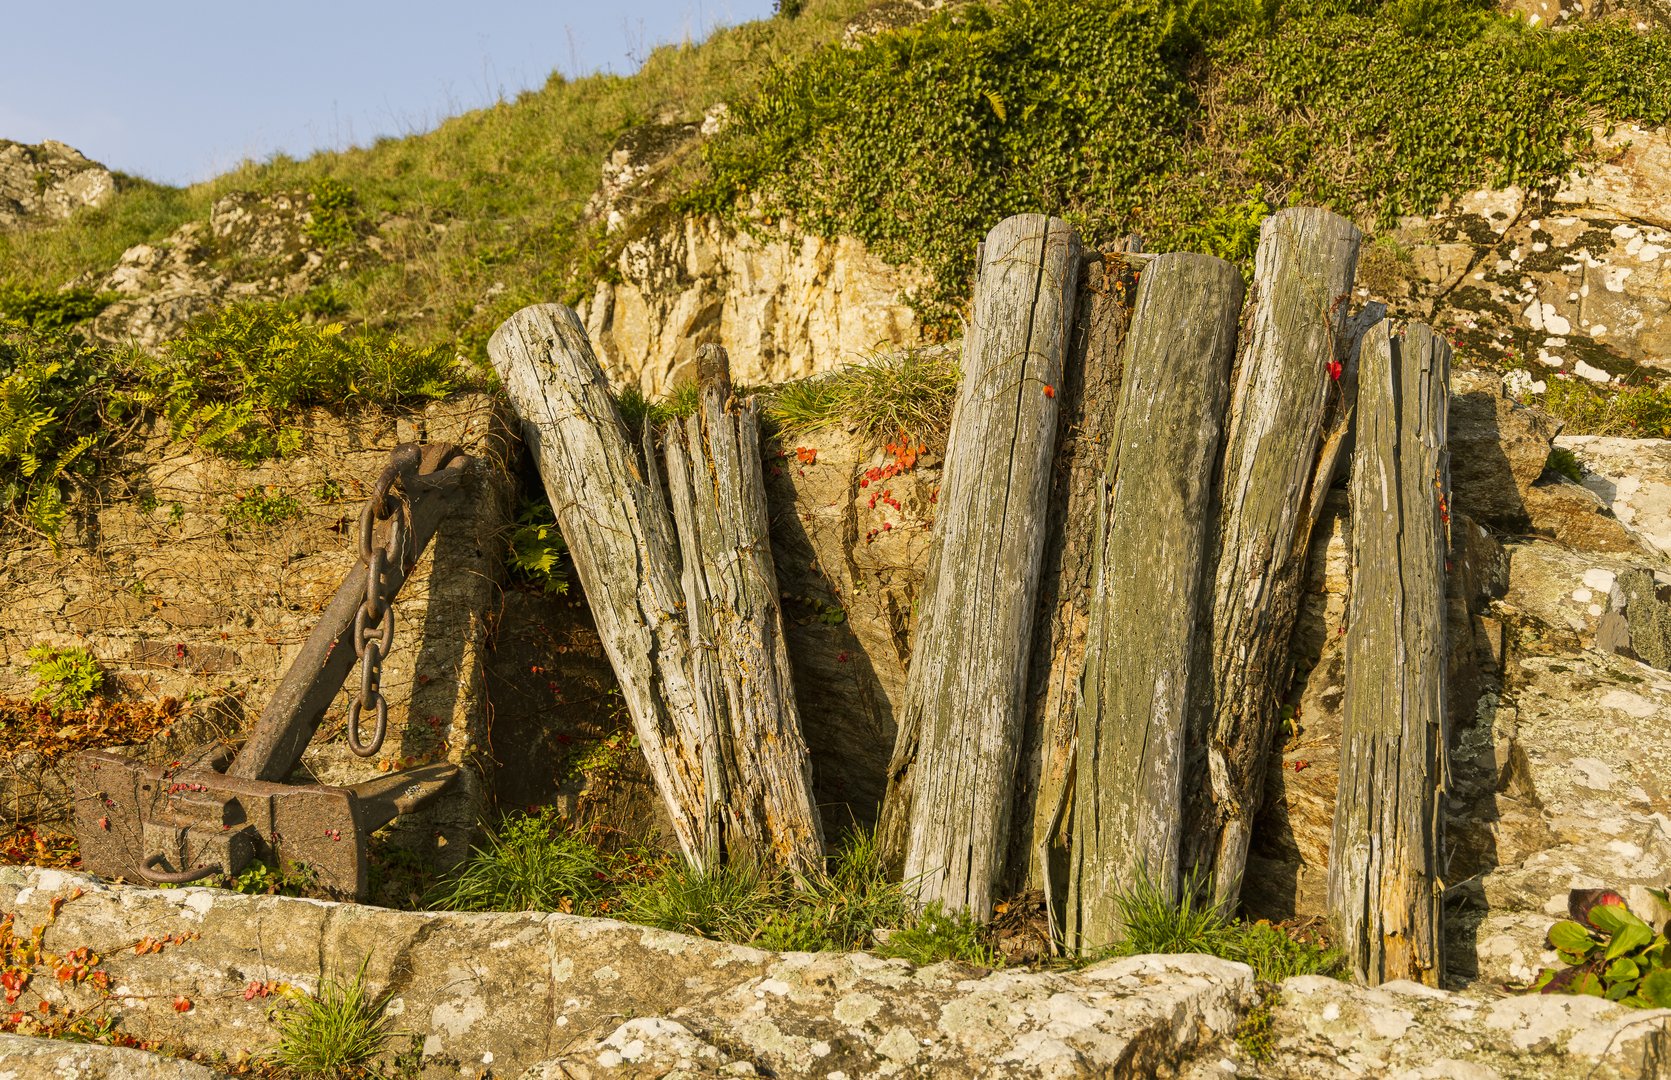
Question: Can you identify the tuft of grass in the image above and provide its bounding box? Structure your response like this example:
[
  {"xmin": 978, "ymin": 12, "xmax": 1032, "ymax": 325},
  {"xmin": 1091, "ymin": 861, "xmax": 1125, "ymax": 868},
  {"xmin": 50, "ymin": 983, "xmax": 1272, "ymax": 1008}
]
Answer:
[
  {"xmin": 763, "ymin": 346, "xmax": 958, "ymax": 448},
  {"xmin": 1540, "ymin": 375, "xmax": 1671, "ymax": 439},
  {"xmin": 1102, "ymin": 870, "xmax": 1342, "ymax": 984},
  {"xmin": 618, "ymin": 860, "xmax": 779, "ymax": 941},
  {"xmin": 755, "ymin": 829, "xmax": 910, "ymax": 953},
  {"xmin": 269, "ymin": 957, "xmax": 392, "ymax": 1078},
  {"xmin": 615, "ymin": 381, "xmax": 702, "ymax": 431},
  {"xmin": 427, "ymin": 807, "xmax": 609, "ymax": 914}
]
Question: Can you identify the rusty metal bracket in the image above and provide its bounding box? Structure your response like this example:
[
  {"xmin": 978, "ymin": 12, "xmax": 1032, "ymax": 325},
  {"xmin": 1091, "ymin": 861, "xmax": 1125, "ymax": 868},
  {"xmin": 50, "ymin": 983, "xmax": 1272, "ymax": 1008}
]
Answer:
[{"xmin": 72, "ymin": 443, "xmax": 473, "ymax": 900}]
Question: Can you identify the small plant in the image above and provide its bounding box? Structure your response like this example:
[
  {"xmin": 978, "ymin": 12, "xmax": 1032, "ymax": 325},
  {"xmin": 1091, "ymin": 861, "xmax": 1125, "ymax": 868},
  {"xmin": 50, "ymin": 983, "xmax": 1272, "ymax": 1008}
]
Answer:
[
  {"xmin": 225, "ymin": 486, "xmax": 303, "ymax": 528},
  {"xmin": 26, "ymin": 645, "xmax": 103, "ymax": 715},
  {"xmin": 428, "ymin": 807, "xmax": 609, "ymax": 913},
  {"xmin": 505, "ymin": 497, "xmax": 569, "ymax": 595},
  {"xmin": 0, "ymin": 284, "xmax": 115, "ymax": 330},
  {"xmin": 876, "ymin": 902, "xmax": 1000, "ymax": 967},
  {"xmin": 269, "ymin": 957, "xmax": 392, "ymax": 1078},
  {"xmin": 224, "ymin": 859, "xmax": 319, "ymax": 897},
  {"xmin": 615, "ymin": 381, "xmax": 701, "ymax": 431},
  {"xmin": 302, "ymin": 178, "xmax": 360, "ymax": 250},
  {"xmin": 757, "ymin": 829, "xmax": 909, "ymax": 952},
  {"xmin": 1529, "ymin": 888, "xmax": 1671, "ymax": 1006},
  {"xmin": 1234, "ymin": 990, "xmax": 1280, "ymax": 1063},
  {"xmin": 1546, "ymin": 446, "xmax": 1586, "ymax": 484}
]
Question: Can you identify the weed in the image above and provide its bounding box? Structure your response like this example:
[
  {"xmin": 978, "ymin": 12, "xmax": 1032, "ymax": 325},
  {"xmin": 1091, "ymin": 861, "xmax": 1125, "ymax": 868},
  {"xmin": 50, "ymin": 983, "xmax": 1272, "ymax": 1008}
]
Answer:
[
  {"xmin": 269, "ymin": 957, "xmax": 393, "ymax": 1078},
  {"xmin": 876, "ymin": 902, "xmax": 1000, "ymax": 967},
  {"xmin": 427, "ymin": 807, "xmax": 610, "ymax": 913},
  {"xmin": 1101, "ymin": 870, "xmax": 1341, "ymax": 983},
  {"xmin": 1541, "ymin": 375, "xmax": 1671, "ymax": 439},
  {"xmin": 757, "ymin": 829, "xmax": 909, "ymax": 952},
  {"xmin": 0, "ymin": 284, "xmax": 115, "ymax": 329},
  {"xmin": 506, "ymin": 496, "xmax": 569, "ymax": 595},
  {"xmin": 763, "ymin": 347, "xmax": 959, "ymax": 449},
  {"xmin": 302, "ymin": 178, "xmax": 360, "ymax": 250},
  {"xmin": 25, "ymin": 645, "xmax": 103, "ymax": 715},
  {"xmin": 225, "ymin": 486, "xmax": 302, "ymax": 528},
  {"xmin": 223, "ymin": 859, "xmax": 319, "ymax": 897},
  {"xmin": 615, "ymin": 381, "xmax": 702, "ymax": 431}
]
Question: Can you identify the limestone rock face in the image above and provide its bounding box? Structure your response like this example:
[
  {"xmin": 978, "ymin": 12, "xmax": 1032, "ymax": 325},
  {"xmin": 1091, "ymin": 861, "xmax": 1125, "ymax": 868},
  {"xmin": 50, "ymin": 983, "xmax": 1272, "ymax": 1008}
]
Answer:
[
  {"xmin": 0, "ymin": 140, "xmax": 115, "ymax": 231},
  {"xmin": 1559, "ymin": 434, "xmax": 1671, "ymax": 557},
  {"xmin": 1378, "ymin": 126, "xmax": 1671, "ymax": 382},
  {"xmin": 0, "ymin": 1033, "xmax": 226, "ymax": 1077},
  {"xmin": 88, "ymin": 189, "xmax": 374, "ymax": 347},
  {"xmin": 578, "ymin": 215, "xmax": 926, "ymax": 395}
]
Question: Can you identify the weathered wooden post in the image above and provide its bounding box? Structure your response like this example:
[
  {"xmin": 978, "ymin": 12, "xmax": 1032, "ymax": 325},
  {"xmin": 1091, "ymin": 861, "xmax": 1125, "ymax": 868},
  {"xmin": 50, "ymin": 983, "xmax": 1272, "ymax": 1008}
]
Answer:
[
  {"xmin": 662, "ymin": 344, "xmax": 825, "ymax": 873},
  {"xmin": 488, "ymin": 307, "xmax": 822, "ymax": 874},
  {"xmin": 1183, "ymin": 207, "xmax": 1363, "ymax": 906},
  {"xmin": 1327, "ymin": 320, "xmax": 1450, "ymax": 986},
  {"xmin": 1065, "ymin": 253, "xmax": 1241, "ymax": 951},
  {"xmin": 877, "ymin": 213, "xmax": 1080, "ymax": 919}
]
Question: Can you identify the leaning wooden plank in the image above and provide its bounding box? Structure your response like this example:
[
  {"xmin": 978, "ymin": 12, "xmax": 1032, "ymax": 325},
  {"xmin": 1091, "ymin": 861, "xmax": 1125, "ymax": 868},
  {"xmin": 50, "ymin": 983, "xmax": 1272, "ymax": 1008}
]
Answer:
[
  {"xmin": 1181, "ymin": 207, "xmax": 1363, "ymax": 907},
  {"xmin": 1065, "ymin": 252, "xmax": 1241, "ymax": 952},
  {"xmin": 1327, "ymin": 320, "xmax": 1451, "ymax": 987},
  {"xmin": 489, "ymin": 307, "xmax": 822, "ymax": 875},
  {"xmin": 877, "ymin": 213, "xmax": 1081, "ymax": 919},
  {"xmin": 661, "ymin": 345, "xmax": 824, "ymax": 874}
]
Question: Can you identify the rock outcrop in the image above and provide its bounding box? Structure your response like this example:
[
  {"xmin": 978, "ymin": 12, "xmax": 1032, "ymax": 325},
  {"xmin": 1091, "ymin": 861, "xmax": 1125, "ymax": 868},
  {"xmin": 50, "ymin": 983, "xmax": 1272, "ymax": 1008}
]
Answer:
[{"xmin": 0, "ymin": 140, "xmax": 114, "ymax": 231}]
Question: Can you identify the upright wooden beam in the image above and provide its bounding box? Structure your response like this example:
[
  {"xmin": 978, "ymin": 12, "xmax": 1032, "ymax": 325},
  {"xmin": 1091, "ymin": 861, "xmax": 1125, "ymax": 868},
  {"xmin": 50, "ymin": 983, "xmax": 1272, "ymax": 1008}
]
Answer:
[
  {"xmin": 878, "ymin": 213, "xmax": 1081, "ymax": 919},
  {"xmin": 1066, "ymin": 253, "xmax": 1241, "ymax": 951},
  {"xmin": 488, "ymin": 307, "xmax": 822, "ymax": 874},
  {"xmin": 1327, "ymin": 320, "xmax": 1450, "ymax": 986},
  {"xmin": 1183, "ymin": 208, "xmax": 1363, "ymax": 906}
]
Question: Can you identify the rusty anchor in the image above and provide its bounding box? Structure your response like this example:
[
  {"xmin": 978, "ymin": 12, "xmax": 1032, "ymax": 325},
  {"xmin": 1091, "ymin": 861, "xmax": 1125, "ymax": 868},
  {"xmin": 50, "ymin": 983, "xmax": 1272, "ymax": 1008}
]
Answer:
[{"xmin": 72, "ymin": 442, "xmax": 473, "ymax": 900}]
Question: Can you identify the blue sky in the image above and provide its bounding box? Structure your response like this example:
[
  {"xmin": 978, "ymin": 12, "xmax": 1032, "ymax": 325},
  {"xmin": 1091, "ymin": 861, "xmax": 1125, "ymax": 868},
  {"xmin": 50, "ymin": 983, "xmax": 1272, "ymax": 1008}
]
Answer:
[{"xmin": 1, "ymin": 1, "xmax": 776, "ymax": 186}]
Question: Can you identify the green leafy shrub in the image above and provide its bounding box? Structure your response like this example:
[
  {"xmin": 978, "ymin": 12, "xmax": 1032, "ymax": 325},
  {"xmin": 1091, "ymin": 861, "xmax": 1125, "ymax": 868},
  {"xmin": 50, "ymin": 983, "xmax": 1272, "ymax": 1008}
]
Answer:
[
  {"xmin": 1530, "ymin": 889, "xmax": 1671, "ymax": 1006},
  {"xmin": 269, "ymin": 957, "xmax": 393, "ymax": 1077},
  {"xmin": 0, "ymin": 284, "xmax": 115, "ymax": 329},
  {"xmin": 132, "ymin": 303, "xmax": 456, "ymax": 460},
  {"xmin": 0, "ymin": 323, "xmax": 122, "ymax": 536},
  {"xmin": 224, "ymin": 859, "xmax": 319, "ymax": 897},
  {"xmin": 506, "ymin": 497, "xmax": 569, "ymax": 594},
  {"xmin": 26, "ymin": 645, "xmax": 104, "ymax": 715},
  {"xmin": 427, "ymin": 807, "xmax": 610, "ymax": 913}
]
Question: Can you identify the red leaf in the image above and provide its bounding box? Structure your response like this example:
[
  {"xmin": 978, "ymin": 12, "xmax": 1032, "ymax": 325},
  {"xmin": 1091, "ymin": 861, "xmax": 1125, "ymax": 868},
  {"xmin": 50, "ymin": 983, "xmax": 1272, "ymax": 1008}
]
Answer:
[{"xmin": 173, "ymin": 995, "xmax": 192, "ymax": 1012}]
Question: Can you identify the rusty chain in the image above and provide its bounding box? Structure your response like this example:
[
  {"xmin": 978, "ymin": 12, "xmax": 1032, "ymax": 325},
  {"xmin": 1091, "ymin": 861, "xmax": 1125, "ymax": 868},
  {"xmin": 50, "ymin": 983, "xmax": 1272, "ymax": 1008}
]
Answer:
[{"xmin": 346, "ymin": 447, "xmax": 421, "ymax": 757}]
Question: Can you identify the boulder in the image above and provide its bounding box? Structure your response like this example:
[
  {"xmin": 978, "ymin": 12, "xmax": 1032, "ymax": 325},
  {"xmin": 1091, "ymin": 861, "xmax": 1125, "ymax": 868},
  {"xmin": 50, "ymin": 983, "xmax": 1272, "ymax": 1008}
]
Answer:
[
  {"xmin": 0, "ymin": 867, "xmax": 1255, "ymax": 1079},
  {"xmin": 0, "ymin": 140, "xmax": 114, "ymax": 231},
  {"xmin": 0, "ymin": 1033, "xmax": 225, "ymax": 1078}
]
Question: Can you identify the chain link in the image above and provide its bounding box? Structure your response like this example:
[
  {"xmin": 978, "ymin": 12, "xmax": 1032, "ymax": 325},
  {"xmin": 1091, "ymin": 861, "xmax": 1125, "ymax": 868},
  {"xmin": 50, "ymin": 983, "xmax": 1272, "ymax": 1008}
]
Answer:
[{"xmin": 346, "ymin": 448, "xmax": 420, "ymax": 758}]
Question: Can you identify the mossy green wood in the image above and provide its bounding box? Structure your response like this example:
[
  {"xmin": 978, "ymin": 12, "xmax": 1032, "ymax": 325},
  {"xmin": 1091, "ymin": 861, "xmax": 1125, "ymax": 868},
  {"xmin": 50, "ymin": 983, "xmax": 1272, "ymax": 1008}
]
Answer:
[
  {"xmin": 1182, "ymin": 207, "xmax": 1364, "ymax": 907},
  {"xmin": 661, "ymin": 345, "xmax": 825, "ymax": 875},
  {"xmin": 1327, "ymin": 320, "xmax": 1450, "ymax": 987},
  {"xmin": 878, "ymin": 213, "xmax": 1081, "ymax": 919},
  {"xmin": 491, "ymin": 314, "xmax": 822, "ymax": 874},
  {"xmin": 1066, "ymin": 252, "xmax": 1240, "ymax": 952}
]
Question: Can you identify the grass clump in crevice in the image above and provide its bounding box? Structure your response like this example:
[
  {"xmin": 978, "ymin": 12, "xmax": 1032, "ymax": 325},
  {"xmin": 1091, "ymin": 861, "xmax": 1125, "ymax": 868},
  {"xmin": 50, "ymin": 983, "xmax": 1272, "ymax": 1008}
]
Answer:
[
  {"xmin": 1103, "ymin": 870, "xmax": 1342, "ymax": 984},
  {"xmin": 427, "ymin": 807, "xmax": 611, "ymax": 914},
  {"xmin": 269, "ymin": 957, "xmax": 393, "ymax": 1078},
  {"xmin": 615, "ymin": 381, "xmax": 702, "ymax": 432},
  {"xmin": 763, "ymin": 346, "xmax": 958, "ymax": 449}
]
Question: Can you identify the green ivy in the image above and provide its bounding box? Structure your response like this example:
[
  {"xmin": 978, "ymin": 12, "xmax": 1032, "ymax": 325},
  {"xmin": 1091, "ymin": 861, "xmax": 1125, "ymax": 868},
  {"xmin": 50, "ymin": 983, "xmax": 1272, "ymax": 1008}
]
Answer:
[{"xmin": 688, "ymin": 0, "xmax": 1671, "ymax": 329}]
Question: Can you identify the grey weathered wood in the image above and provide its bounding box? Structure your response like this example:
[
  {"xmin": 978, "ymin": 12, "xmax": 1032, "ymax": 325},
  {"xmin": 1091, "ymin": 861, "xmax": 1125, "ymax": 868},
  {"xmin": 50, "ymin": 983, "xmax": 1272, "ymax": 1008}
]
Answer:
[
  {"xmin": 1065, "ymin": 252, "xmax": 1241, "ymax": 951},
  {"xmin": 661, "ymin": 345, "xmax": 824, "ymax": 874},
  {"xmin": 487, "ymin": 307, "xmax": 822, "ymax": 874},
  {"xmin": 1181, "ymin": 208, "xmax": 1363, "ymax": 907},
  {"xmin": 877, "ymin": 213, "xmax": 1081, "ymax": 918},
  {"xmin": 1326, "ymin": 320, "xmax": 1451, "ymax": 986}
]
